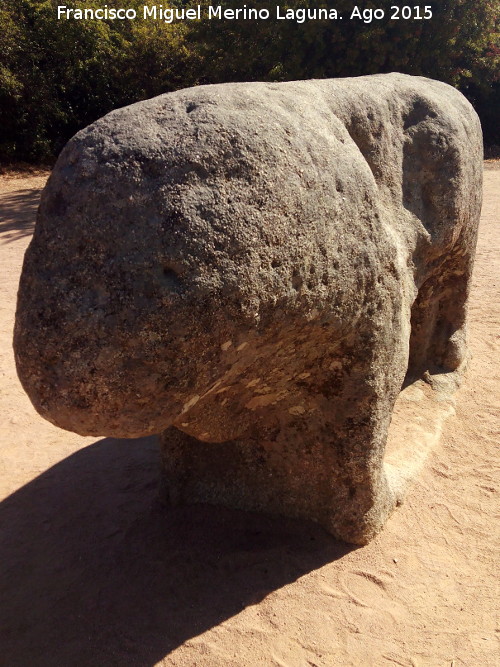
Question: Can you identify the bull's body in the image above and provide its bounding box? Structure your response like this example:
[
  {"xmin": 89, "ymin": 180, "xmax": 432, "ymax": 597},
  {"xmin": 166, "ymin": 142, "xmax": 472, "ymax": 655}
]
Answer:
[{"xmin": 15, "ymin": 74, "xmax": 482, "ymax": 543}]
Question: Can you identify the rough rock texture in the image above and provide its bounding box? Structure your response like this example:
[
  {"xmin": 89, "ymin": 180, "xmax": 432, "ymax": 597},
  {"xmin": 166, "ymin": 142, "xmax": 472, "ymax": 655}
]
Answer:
[{"xmin": 14, "ymin": 74, "xmax": 483, "ymax": 544}]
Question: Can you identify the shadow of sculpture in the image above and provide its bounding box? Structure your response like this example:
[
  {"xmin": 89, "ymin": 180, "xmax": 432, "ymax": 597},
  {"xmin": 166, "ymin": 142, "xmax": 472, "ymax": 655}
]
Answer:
[
  {"xmin": 0, "ymin": 436, "xmax": 352, "ymax": 666},
  {"xmin": 0, "ymin": 188, "xmax": 41, "ymax": 244}
]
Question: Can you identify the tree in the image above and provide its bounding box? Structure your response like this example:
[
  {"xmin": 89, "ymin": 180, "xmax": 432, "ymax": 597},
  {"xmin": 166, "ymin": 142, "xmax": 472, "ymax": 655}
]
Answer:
[{"xmin": 0, "ymin": 0, "xmax": 498, "ymax": 162}]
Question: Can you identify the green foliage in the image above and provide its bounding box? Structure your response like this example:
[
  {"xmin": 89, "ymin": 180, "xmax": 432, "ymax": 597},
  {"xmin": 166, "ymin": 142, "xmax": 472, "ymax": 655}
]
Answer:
[
  {"xmin": 0, "ymin": 0, "xmax": 498, "ymax": 162},
  {"xmin": 189, "ymin": 1, "xmax": 499, "ymax": 91},
  {"xmin": 0, "ymin": 0, "xmax": 196, "ymax": 161}
]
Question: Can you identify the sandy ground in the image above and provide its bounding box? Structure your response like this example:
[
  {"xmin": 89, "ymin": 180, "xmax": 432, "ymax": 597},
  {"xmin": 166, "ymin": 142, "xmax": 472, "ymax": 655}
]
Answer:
[{"xmin": 0, "ymin": 168, "xmax": 498, "ymax": 667}]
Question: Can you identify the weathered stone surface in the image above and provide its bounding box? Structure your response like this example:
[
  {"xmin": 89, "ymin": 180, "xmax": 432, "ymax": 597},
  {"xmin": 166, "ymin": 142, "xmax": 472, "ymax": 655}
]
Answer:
[{"xmin": 14, "ymin": 74, "xmax": 483, "ymax": 544}]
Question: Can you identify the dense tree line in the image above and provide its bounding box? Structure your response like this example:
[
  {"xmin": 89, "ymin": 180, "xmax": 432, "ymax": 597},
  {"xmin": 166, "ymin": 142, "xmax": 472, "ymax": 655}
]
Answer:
[{"xmin": 0, "ymin": 0, "xmax": 498, "ymax": 163}]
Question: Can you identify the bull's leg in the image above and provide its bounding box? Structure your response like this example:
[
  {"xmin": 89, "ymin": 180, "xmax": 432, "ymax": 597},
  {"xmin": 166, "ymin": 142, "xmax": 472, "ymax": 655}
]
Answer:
[
  {"xmin": 159, "ymin": 359, "xmax": 403, "ymax": 545},
  {"xmin": 427, "ymin": 255, "xmax": 474, "ymax": 374},
  {"xmin": 403, "ymin": 111, "xmax": 482, "ymax": 382},
  {"xmin": 407, "ymin": 242, "xmax": 476, "ymax": 380}
]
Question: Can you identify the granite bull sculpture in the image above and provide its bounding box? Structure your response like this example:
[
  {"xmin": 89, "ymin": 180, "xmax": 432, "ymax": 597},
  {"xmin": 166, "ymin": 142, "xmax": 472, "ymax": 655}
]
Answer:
[{"xmin": 14, "ymin": 74, "xmax": 482, "ymax": 544}]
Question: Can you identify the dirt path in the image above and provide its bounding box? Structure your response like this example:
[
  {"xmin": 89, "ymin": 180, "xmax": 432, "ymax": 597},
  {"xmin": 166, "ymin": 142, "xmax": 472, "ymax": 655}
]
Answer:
[{"xmin": 0, "ymin": 170, "xmax": 498, "ymax": 666}]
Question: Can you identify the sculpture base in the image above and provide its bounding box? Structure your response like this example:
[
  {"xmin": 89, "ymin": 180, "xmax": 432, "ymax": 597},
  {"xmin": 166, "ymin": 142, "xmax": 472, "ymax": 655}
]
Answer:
[{"xmin": 385, "ymin": 376, "xmax": 457, "ymax": 497}]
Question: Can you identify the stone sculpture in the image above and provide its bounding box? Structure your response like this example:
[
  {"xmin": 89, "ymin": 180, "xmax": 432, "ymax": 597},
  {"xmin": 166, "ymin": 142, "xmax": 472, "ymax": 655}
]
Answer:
[{"xmin": 14, "ymin": 74, "xmax": 483, "ymax": 544}]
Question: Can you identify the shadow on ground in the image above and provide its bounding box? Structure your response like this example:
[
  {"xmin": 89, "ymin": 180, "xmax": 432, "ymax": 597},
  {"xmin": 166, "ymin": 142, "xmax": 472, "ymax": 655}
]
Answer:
[
  {"xmin": 0, "ymin": 188, "xmax": 41, "ymax": 243},
  {"xmin": 0, "ymin": 436, "xmax": 351, "ymax": 666}
]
